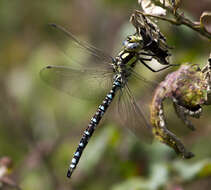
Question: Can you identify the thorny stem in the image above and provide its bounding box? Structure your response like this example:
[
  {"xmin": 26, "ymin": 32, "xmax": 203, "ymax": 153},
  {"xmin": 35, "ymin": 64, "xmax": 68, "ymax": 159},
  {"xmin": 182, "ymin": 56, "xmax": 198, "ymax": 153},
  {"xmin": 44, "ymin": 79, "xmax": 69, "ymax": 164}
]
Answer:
[{"xmin": 138, "ymin": 0, "xmax": 211, "ymax": 40}]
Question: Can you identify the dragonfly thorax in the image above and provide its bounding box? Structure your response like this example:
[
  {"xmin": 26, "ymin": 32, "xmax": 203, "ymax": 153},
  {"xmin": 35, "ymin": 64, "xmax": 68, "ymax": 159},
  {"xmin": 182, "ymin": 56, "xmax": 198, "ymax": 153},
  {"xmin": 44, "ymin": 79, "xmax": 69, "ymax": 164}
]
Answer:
[{"xmin": 113, "ymin": 73, "xmax": 128, "ymax": 88}]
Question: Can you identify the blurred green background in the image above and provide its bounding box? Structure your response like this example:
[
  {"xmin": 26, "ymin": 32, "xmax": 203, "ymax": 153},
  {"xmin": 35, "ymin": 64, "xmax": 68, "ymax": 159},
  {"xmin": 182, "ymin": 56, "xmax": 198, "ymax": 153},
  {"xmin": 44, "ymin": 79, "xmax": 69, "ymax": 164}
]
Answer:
[{"xmin": 0, "ymin": 0, "xmax": 211, "ymax": 189}]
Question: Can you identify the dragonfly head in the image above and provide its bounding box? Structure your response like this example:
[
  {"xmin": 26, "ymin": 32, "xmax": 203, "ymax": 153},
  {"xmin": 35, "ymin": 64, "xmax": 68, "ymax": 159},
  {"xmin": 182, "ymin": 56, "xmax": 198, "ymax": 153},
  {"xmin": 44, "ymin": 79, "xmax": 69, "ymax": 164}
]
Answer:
[{"xmin": 123, "ymin": 35, "xmax": 143, "ymax": 52}]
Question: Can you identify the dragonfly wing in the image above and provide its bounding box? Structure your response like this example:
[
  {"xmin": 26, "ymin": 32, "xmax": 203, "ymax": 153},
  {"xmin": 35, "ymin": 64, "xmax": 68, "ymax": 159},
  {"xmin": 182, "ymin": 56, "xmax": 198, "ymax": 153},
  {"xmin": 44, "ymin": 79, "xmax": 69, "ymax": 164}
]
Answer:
[
  {"xmin": 116, "ymin": 83, "xmax": 154, "ymax": 143},
  {"xmin": 48, "ymin": 24, "xmax": 114, "ymax": 68},
  {"xmin": 42, "ymin": 24, "xmax": 115, "ymax": 100},
  {"xmin": 114, "ymin": 61, "xmax": 167, "ymax": 142},
  {"xmin": 40, "ymin": 65, "xmax": 113, "ymax": 100}
]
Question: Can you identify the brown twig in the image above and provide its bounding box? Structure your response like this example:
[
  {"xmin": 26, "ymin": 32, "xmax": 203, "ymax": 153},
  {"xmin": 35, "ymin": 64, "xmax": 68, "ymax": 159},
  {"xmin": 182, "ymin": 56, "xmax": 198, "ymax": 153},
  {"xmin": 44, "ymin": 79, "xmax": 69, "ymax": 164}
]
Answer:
[{"xmin": 138, "ymin": 0, "xmax": 211, "ymax": 40}]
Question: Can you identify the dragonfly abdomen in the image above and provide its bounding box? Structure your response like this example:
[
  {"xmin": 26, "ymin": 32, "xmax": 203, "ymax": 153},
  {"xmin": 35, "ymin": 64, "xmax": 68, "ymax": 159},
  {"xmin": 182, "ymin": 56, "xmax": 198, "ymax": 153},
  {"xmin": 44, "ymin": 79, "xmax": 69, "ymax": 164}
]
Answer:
[{"xmin": 67, "ymin": 77, "xmax": 121, "ymax": 178}]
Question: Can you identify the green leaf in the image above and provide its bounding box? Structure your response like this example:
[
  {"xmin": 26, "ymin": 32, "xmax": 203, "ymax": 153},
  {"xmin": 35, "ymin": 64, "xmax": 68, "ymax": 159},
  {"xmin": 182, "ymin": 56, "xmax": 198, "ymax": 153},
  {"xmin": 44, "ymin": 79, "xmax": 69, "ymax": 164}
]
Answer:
[{"xmin": 173, "ymin": 159, "xmax": 211, "ymax": 180}]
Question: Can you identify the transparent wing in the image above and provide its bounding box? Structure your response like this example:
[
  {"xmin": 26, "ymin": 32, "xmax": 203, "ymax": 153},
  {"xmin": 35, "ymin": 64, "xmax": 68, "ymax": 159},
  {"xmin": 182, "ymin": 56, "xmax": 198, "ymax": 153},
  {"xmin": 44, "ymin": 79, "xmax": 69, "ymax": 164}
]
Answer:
[
  {"xmin": 114, "ymin": 63, "xmax": 168, "ymax": 142},
  {"xmin": 116, "ymin": 83, "xmax": 154, "ymax": 142},
  {"xmin": 48, "ymin": 24, "xmax": 114, "ymax": 69},
  {"xmin": 40, "ymin": 65, "xmax": 113, "ymax": 100},
  {"xmin": 41, "ymin": 24, "xmax": 116, "ymax": 99}
]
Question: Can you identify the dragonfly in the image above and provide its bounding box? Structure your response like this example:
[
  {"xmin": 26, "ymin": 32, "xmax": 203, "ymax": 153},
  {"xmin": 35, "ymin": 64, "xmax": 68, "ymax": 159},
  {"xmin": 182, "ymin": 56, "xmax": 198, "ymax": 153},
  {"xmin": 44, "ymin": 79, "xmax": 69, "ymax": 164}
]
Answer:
[{"xmin": 41, "ymin": 21, "xmax": 173, "ymax": 178}]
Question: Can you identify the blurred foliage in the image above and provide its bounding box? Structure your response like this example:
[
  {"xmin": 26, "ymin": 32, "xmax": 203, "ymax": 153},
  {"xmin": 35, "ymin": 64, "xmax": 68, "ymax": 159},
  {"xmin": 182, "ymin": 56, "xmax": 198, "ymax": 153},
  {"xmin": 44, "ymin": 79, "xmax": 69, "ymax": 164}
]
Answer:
[{"xmin": 0, "ymin": 0, "xmax": 211, "ymax": 190}]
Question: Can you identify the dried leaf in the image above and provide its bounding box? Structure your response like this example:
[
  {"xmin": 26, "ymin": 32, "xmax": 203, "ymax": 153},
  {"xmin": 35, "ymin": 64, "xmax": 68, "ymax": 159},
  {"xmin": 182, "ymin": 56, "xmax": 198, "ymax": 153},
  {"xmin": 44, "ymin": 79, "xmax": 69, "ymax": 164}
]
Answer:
[{"xmin": 138, "ymin": 0, "xmax": 166, "ymax": 16}]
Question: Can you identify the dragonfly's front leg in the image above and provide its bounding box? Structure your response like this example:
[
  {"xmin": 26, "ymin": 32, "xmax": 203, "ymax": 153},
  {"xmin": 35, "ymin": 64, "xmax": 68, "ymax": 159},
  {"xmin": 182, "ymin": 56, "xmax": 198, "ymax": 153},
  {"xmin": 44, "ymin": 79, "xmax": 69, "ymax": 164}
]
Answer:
[
  {"xmin": 139, "ymin": 52, "xmax": 156, "ymax": 57},
  {"xmin": 139, "ymin": 58, "xmax": 171, "ymax": 72}
]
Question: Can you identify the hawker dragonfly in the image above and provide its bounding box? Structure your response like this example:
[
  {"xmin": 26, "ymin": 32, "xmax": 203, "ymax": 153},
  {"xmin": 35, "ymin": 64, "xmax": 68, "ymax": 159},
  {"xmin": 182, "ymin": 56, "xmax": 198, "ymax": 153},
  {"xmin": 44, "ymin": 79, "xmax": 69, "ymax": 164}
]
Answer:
[{"xmin": 41, "ymin": 18, "xmax": 173, "ymax": 178}]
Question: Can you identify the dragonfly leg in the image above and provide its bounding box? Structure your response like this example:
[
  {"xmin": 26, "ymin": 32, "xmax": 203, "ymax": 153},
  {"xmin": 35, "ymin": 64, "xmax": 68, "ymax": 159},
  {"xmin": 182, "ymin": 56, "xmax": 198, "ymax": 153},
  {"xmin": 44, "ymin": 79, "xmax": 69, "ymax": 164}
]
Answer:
[
  {"xmin": 141, "ymin": 57, "xmax": 153, "ymax": 61},
  {"xmin": 139, "ymin": 52, "xmax": 156, "ymax": 57},
  {"xmin": 139, "ymin": 58, "xmax": 171, "ymax": 72}
]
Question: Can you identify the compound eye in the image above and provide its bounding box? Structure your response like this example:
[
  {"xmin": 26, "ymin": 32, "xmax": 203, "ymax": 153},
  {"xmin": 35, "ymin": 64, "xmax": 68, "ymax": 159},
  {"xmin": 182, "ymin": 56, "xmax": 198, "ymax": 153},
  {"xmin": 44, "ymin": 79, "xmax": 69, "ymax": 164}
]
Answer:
[{"xmin": 127, "ymin": 42, "xmax": 139, "ymax": 50}]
